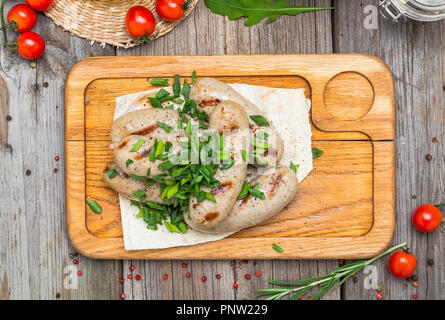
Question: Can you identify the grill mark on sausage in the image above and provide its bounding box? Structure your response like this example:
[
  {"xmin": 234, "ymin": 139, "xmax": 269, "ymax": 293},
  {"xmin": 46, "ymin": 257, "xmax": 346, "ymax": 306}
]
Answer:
[
  {"xmin": 204, "ymin": 212, "xmax": 219, "ymax": 222},
  {"xmin": 268, "ymin": 174, "xmax": 283, "ymax": 197},
  {"xmin": 135, "ymin": 148, "xmax": 151, "ymax": 160},
  {"xmin": 118, "ymin": 140, "xmax": 128, "ymax": 149},
  {"xmin": 132, "ymin": 124, "xmax": 158, "ymax": 136},
  {"xmin": 238, "ymin": 194, "xmax": 250, "ymax": 208},
  {"xmin": 264, "ymin": 148, "xmax": 276, "ymax": 157},
  {"xmin": 210, "ymin": 181, "xmax": 232, "ymax": 196},
  {"xmin": 199, "ymin": 99, "xmax": 221, "ymax": 107}
]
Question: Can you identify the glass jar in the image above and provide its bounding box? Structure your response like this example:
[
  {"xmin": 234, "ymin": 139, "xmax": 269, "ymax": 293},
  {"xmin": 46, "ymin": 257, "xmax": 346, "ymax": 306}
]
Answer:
[{"xmin": 379, "ymin": 0, "xmax": 445, "ymax": 22}]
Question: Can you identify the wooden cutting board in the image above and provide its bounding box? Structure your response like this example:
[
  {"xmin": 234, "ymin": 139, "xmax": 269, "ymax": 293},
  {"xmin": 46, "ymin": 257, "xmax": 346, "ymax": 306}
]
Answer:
[{"xmin": 65, "ymin": 54, "xmax": 395, "ymax": 259}]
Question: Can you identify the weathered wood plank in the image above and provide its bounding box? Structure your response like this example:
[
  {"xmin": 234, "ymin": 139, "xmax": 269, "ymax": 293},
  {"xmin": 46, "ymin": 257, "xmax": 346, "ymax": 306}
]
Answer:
[
  {"xmin": 117, "ymin": 0, "xmax": 236, "ymax": 300},
  {"xmin": 0, "ymin": 1, "xmax": 118, "ymax": 299},
  {"xmin": 335, "ymin": 0, "xmax": 445, "ymax": 300}
]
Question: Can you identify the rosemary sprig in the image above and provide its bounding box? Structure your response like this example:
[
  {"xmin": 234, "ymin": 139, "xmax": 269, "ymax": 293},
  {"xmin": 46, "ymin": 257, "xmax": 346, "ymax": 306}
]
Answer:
[{"xmin": 255, "ymin": 242, "xmax": 407, "ymax": 300}]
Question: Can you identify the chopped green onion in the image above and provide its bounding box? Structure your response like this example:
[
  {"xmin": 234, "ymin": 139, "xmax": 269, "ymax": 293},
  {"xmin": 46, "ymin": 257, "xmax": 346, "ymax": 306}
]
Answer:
[
  {"xmin": 220, "ymin": 158, "xmax": 234, "ymax": 170},
  {"xmin": 149, "ymin": 97, "xmax": 163, "ymax": 108},
  {"xmin": 312, "ymin": 147, "xmax": 324, "ymax": 158},
  {"xmin": 165, "ymin": 141, "xmax": 173, "ymax": 152},
  {"xmin": 171, "ymin": 98, "xmax": 184, "ymax": 104},
  {"xmin": 86, "ymin": 200, "xmax": 102, "ymax": 213},
  {"xmin": 251, "ymin": 140, "xmax": 269, "ymax": 150},
  {"xmin": 150, "ymin": 78, "xmax": 169, "ymax": 86},
  {"xmin": 164, "ymin": 221, "xmax": 180, "ymax": 233},
  {"xmin": 155, "ymin": 140, "xmax": 165, "ymax": 157},
  {"xmin": 237, "ymin": 181, "xmax": 251, "ymax": 200},
  {"xmin": 126, "ymin": 159, "xmax": 133, "ymax": 168},
  {"xmin": 182, "ymin": 80, "xmax": 191, "ymax": 98},
  {"xmin": 173, "ymin": 74, "xmax": 181, "ymax": 97},
  {"xmin": 290, "ymin": 161, "xmax": 299, "ymax": 174},
  {"xmin": 255, "ymin": 131, "xmax": 269, "ymax": 139},
  {"xmin": 248, "ymin": 185, "xmax": 265, "ymax": 200},
  {"xmin": 241, "ymin": 149, "xmax": 249, "ymax": 162},
  {"xmin": 254, "ymin": 154, "xmax": 268, "ymax": 166},
  {"xmin": 106, "ymin": 169, "xmax": 117, "ymax": 179},
  {"xmin": 130, "ymin": 139, "xmax": 145, "ymax": 152},
  {"xmin": 157, "ymin": 122, "xmax": 173, "ymax": 133},
  {"xmin": 146, "ymin": 168, "xmax": 151, "ymax": 177},
  {"xmin": 178, "ymin": 221, "xmax": 187, "ymax": 233},
  {"xmin": 129, "ymin": 174, "xmax": 147, "ymax": 180},
  {"xmin": 192, "ymin": 70, "xmax": 196, "ymax": 84},
  {"xmin": 272, "ymin": 243, "xmax": 283, "ymax": 253},
  {"xmin": 133, "ymin": 190, "xmax": 146, "ymax": 198},
  {"xmin": 158, "ymin": 161, "xmax": 174, "ymax": 171},
  {"xmin": 156, "ymin": 88, "xmax": 170, "ymax": 99},
  {"xmin": 250, "ymin": 115, "xmax": 270, "ymax": 127}
]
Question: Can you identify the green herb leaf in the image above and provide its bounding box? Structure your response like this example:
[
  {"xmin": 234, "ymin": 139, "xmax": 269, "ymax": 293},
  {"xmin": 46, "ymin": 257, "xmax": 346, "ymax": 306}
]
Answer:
[
  {"xmin": 290, "ymin": 161, "xmax": 299, "ymax": 174},
  {"xmin": 149, "ymin": 97, "xmax": 163, "ymax": 108},
  {"xmin": 248, "ymin": 185, "xmax": 265, "ymax": 200},
  {"xmin": 156, "ymin": 88, "xmax": 170, "ymax": 99},
  {"xmin": 130, "ymin": 139, "xmax": 145, "ymax": 152},
  {"xmin": 220, "ymin": 158, "xmax": 235, "ymax": 170},
  {"xmin": 205, "ymin": 0, "xmax": 333, "ymax": 27},
  {"xmin": 126, "ymin": 159, "xmax": 133, "ymax": 168},
  {"xmin": 158, "ymin": 161, "xmax": 174, "ymax": 171},
  {"xmin": 133, "ymin": 190, "xmax": 146, "ymax": 198},
  {"xmin": 106, "ymin": 169, "xmax": 117, "ymax": 179},
  {"xmin": 272, "ymin": 243, "xmax": 283, "ymax": 253},
  {"xmin": 150, "ymin": 78, "xmax": 169, "ymax": 86},
  {"xmin": 249, "ymin": 115, "xmax": 270, "ymax": 127},
  {"xmin": 312, "ymin": 147, "xmax": 324, "ymax": 158},
  {"xmin": 237, "ymin": 181, "xmax": 251, "ymax": 200},
  {"xmin": 86, "ymin": 199, "xmax": 102, "ymax": 213},
  {"xmin": 173, "ymin": 74, "xmax": 181, "ymax": 97},
  {"xmin": 182, "ymin": 80, "xmax": 191, "ymax": 98},
  {"xmin": 165, "ymin": 141, "xmax": 173, "ymax": 152}
]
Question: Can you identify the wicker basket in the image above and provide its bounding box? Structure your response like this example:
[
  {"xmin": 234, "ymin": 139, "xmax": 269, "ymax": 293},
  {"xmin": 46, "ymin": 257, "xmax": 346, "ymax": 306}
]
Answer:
[{"xmin": 44, "ymin": 0, "xmax": 200, "ymax": 48}]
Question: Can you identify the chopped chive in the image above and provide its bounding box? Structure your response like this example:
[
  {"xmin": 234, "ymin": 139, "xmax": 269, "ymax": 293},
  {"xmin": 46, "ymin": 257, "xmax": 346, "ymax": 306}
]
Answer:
[
  {"xmin": 149, "ymin": 139, "xmax": 158, "ymax": 162},
  {"xmin": 146, "ymin": 168, "xmax": 151, "ymax": 177},
  {"xmin": 290, "ymin": 161, "xmax": 299, "ymax": 174},
  {"xmin": 167, "ymin": 183, "xmax": 180, "ymax": 199},
  {"xmin": 106, "ymin": 169, "xmax": 117, "ymax": 179},
  {"xmin": 150, "ymin": 78, "xmax": 169, "ymax": 86},
  {"xmin": 173, "ymin": 74, "xmax": 181, "ymax": 97},
  {"xmin": 182, "ymin": 80, "xmax": 191, "ymax": 98},
  {"xmin": 156, "ymin": 122, "xmax": 173, "ymax": 133},
  {"xmin": 149, "ymin": 97, "xmax": 163, "ymax": 108},
  {"xmin": 241, "ymin": 149, "xmax": 249, "ymax": 162},
  {"xmin": 251, "ymin": 140, "xmax": 269, "ymax": 150},
  {"xmin": 178, "ymin": 221, "xmax": 187, "ymax": 233},
  {"xmin": 86, "ymin": 200, "xmax": 102, "ymax": 213},
  {"xmin": 129, "ymin": 174, "xmax": 147, "ymax": 180},
  {"xmin": 126, "ymin": 159, "xmax": 133, "ymax": 168},
  {"xmin": 254, "ymin": 154, "xmax": 268, "ymax": 166},
  {"xmin": 133, "ymin": 190, "xmax": 146, "ymax": 198},
  {"xmin": 248, "ymin": 186, "xmax": 265, "ymax": 200},
  {"xmin": 237, "ymin": 181, "xmax": 251, "ymax": 200},
  {"xmin": 185, "ymin": 119, "xmax": 191, "ymax": 137},
  {"xmin": 155, "ymin": 140, "xmax": 165, "ymax": 157},
  {"xmin": 192, "ymin": 70, "xmax": 196, "ymax": 84},
  {"xmin": 253, "ymin": 147, "xmax": 266, "ymax": 155},
  {"xmin": 165, "ymin": 141, "xmax": 173, "ymax": 152},
  {"xmin": 130, "ymin": 139, "xmax": 145, "ymax": 152},
  {"xmin": 272, "ymin": 243, "xmax": 283, "ymax": 253},
  {"xmin": 255, "ymin": 131, "xmax": 269, "ymax": 139},
  {"xmin": 178, "ymin": 116, "xmax": 183, "ymax": 130},
  {"xmin": 171, "ymin": 98, "xmax": 184, "ymax": 104},
  {"xmin": 158, "ymin": 161, "xmax": 174, "ymax": 171},
  {"xmin": 220, "ymin": 158, "xmax": 234, "ymax": 170},
  {"xmin": 312, "ymin": 147, "xmax": 324, "ymax": 158},
  {"xmin": 250, "ymin": 115, "xmax": 270, "ymax": 127},
  {"xmin": 218, "ymin": 150, "xmax": 230, "ymax": 161}
]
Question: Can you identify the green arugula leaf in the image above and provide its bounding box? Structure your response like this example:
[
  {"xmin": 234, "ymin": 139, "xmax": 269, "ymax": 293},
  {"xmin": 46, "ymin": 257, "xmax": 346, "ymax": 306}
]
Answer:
[
  {"xmin": 205, "ymin": 0, "xmax": 333, "ymax": 27},
  {"xmin": 312, "ymin": 147, "xmax": 324, "ymax": 158}
]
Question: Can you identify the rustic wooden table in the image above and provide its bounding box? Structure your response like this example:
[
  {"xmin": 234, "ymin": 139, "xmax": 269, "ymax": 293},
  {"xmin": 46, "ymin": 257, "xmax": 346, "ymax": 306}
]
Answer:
[{"xmin": 0, "ymin": 0, "xmax": 443, "ymax": 300}]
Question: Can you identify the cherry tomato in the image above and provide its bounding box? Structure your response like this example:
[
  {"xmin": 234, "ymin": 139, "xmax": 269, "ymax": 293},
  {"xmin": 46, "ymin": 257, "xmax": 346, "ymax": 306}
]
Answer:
[
  {"xmin": 156, "ymin": 0, "xmax": 185, "ymax": 21},
  {"xmin": 17, "ymin": 32, "xmax": 45, "ymax": 60},
  {"xmin": 412, "ymin": 204, "xmax": 442, "ymax": 232},
  {"xmin": 25, "ymin": 0, "xmax": 54, "ymax": 11},
  {"xmin": 7, "ymin": 4, "xmax": 37, "ymax": 32},
  {"xmin": 125, "ymin": 6, "xmax": 156, "ymax": 38},
  {"xmin": 388, "ymin": 250, "xmax": 417, "ymax": 279}
]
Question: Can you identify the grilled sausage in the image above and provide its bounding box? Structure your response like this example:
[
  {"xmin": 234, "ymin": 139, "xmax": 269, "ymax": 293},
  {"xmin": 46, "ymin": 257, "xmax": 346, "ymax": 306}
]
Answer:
[
  {"xmin": 186, "ymin": 166, "xmax": 298, "ymax": 234},
  {"xmin": 190, "ymin": 78, "xmax": 284, "ymax": 168},
  {"xmin": 187, "ymin": 101, "xmax": 249, "ymax": 230},
  {"xmin": 102, "ymin": 162, "xmax": 162, "ymax": 202},
  {"xmin": 114, "ymin": 135, "xmax": 184, "ymax": 177},
  {"xmin": 111, "ymin": 108, "xmax": 194, "ymax": 143}
]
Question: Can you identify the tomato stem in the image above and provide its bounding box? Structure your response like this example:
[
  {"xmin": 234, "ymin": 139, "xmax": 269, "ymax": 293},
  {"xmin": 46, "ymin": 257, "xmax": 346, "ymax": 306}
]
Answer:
[{"xmin": 0, "ymin": 0, "xmax": 8, "ymax": 48}]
